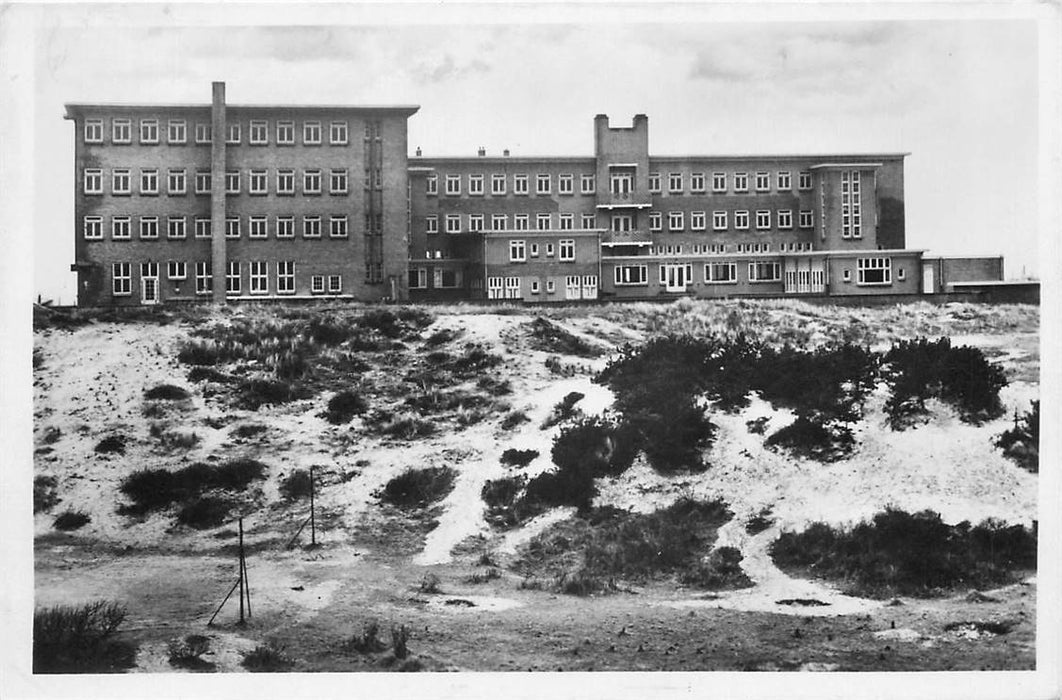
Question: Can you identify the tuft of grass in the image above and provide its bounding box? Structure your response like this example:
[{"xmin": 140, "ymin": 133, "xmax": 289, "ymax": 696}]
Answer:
[
  {"xmin": 144, "ymin": 384, "xmax": 191, "ymax": 401},
  {"xmin": 500, "ymin": 410, "xmax": 530, "ymax": 431},
  {"xmin": 53, "ymin": 510, "xmax": 91, "ymax": 531},
  {"xmin": 390, "ymin": 625, "xmax": 411, "ymax": 660},
  {"xmin": 231, "ymin": 423, "xmax": 268, "ymax": 440},
  {"xmin": 419, "ymin": 573, "xmax": 441, "ymax": 594},
  {"xmin": 279, "ymin": 469, "xmax": 313, "ymax": 501},
  {"xmin": 94, "ymin": 434, "xmax": 127, "ymax": 455},
  {"xmin": 188, "ymin": 366, "xmax": 232, "ymax": 384},
  {"xmin": 33, "ymin": 601, "xmax": 137, "ymax": 673},
  {"xmin": 34, "ymin": 476, "xmax": 60, "ymax": 514},
  {"xmin": 527, "ymin": 317, "xmax": 603, "ymax": 358},
  {"xmin": 500, "ymin": 448, "xmax": 538, "ymax": 468},
  {"xmin": 466, "ymin": 568, "xmax": 502, "ymax": 584},
  {"xmin": 323, "ymin": 389, "xmax": 368, "ymax": 424},
  {"xmin": 378, "ymin": 467, "xmax": 456, "ymax": 509},
  {"xmin": 241, "ymin": 642, "xmax": 293, "ymax": 672},
  {"xmin": 995, "ymin": 401, "xmax": 1039, "ymax": 473},
  {"xmin": 745, "ymin": 508, "xmax": 775, "ymax": 535},
  {"xmin": 344, "ymin": 620, "xmax": 388, "ymax": 654},
  {"xmin": 168, "ymin": 634, "xmax": 215, "ymax": 671},
  {"xmin": 377, "ymin": 414, "xmax": 437, "ymax": 440},
  {"xmin": 540, "ymin": 391, "xmax": 585, "ymax": 429},
  {"xmin": 236, "ymin": 377, "xmax": 306, "ymax": 410}
]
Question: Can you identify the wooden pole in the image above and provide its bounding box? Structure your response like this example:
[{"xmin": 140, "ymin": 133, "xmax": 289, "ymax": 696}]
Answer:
[
  {"xmin": 243, "ymin": 542, "xmax": 252, "ymax": 618},
  {"xmin": 207, "ymin": 577, "xmax": 241, "ymax": 627},
  {"xmin": 238, "ymin": 517, "xmax": 245, "ymax": 625},
  {"xmin": 310, "ymin": 465, "xmax": 316, "ymax": 546}
]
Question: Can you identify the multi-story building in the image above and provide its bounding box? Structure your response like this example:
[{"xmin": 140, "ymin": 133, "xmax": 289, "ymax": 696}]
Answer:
[{"xmin": 66, "ymin": 82, "xmax": 1003, "ymax": 306}]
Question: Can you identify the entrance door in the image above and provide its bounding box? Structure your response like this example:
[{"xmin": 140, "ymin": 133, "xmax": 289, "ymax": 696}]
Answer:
[
  {"xmin": 141, "ymin": 276, "xmax": 159, "ymax": 304},
  {"xmin": 922, "ymin": 264, "xmax": 935, "ymax": 294},
  {"xmin": 661, "ymin": 264, "xmax": 687, "ymax": 293}
]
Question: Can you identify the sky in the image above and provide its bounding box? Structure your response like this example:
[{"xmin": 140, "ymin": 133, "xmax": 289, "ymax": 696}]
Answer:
[{"xmin": 20, "ymin": 4, "xmax": 1048, "ymax": 304}]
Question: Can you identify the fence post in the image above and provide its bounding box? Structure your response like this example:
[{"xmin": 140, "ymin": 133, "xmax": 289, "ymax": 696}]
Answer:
[
  {"xmin": 238, "ymin": 517, "xmax": 245, "ymax": 625},
  {"xmin": 310, "ymin": 465, "xmax": 316, "ymax": 547}
]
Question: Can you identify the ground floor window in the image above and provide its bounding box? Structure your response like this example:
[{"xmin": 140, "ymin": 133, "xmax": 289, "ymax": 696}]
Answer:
[
  {"xmin": 112, "ymin": 262, "xmax": 131, "ymax": 296},
  {"xmin": 504, "ymin": 276, "xmax": 522, "ymax": 299},
  {"xmin": 748, "ymin": 261, "xmax": 781, "ymax": 282},
  {"xmin": 705, "ymin": 262, "xmax": 737, "ymax": 283},
  {"xmin": 195, "ymin": 262, "xmax": 212, "ymax": 294},
  {"xmin": 565, "ymin": 275, "xmax": 581, "ymax": 300},
  {"xmin": 250, "ymin": 261, "xmax": 268, "ymax": 294},
  {"xmin": 409, "ymin": 268, "xmax": 427, "ymax": 289},
  {"xmin": 434, "ymin": 268, "xmax": 463, "ymax": 289},
  {"xmin": 613, "ymin": 264, "xmax": 648, "ymax": 286},
  {"xmin": 487, "ymin": 276, "xmax": 504, "ymax": 300},
  {"xmin": 167, "ymin": 261, "xmax": 187, "ymax": 280},
  {"xmin": 328, "ymin": 275, "xmax": 342, "ymax": 293},
  {"xmin": 857, "ymin": 257, "xmax": 891, "ymax": 285},
  {"xmin": 226, "ymin": 261, "xmax": 241, "ymax": 295},
  {"xmin": 276, "ymin": 261, "xmax": 295, "ymax": 294},
  {"xmin": 312, "ymin": 275, "xmax": 326, "ymax": 293}
]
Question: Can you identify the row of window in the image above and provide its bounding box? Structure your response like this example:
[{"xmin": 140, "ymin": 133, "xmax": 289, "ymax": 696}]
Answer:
[
  {"xmin": 81, "ymin": 167, "xmax": 377, "ymax": 196},
  {"xmin": 507, "ymin": 239, "xmax": 578, "ymax": 262},
  {"xmin": 648, "ymin": 209, "xmax": 815, "ymax": 232},
  {"xmin": 110, "ymin": 260, "xmax": 345, "ymax": 296},
  {"xmin": 485, "ymin": 275, "xmax": 599, "ymax": 300},
  {"xmin": 83, "ymin": 214, "xmax": 358, "ymax": 240},
  {"xmin": 645, "ymin": 241, "xmax": 813, "ymax": 256},
  {"xmin": 84, "ymin": 118, "xmax": 360, "ymax": 146},
  {"xmin": 611, "ymin": 258, "xmax": 897, "ymax": 288},
  {"xmin": 428, "ymin": 212, "xmax": 598, "ymax": 234}
]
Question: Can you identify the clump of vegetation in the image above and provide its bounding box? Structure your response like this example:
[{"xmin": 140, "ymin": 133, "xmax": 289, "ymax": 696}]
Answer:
[
  {"xmin": 995, "ymin": 401, "xmax": 1039, "ymax": 473},
  {"xmin": 500, "ymin": 448, "xmax": 538, "ymax": 468},
  {"xmin": 372, "ymin": 413, "xmax": 437, "ymax": 440},
  {"xmin": 144, "ymin": 384, "xmax": 191, "ymax": 401},
  {"xmin": 149, "ymin": 425, "xmax": 201, "ymax": 452},
  {"xmin": 770, "ymin": 508, "xmax": 1037, "ymax": 598},
  {"xmin": 481, "ymin": 476, "xmax": 528, "ymax": 528},
  {"xmin": 419, "ymin": 573, "xmax": 441, "ymax": 594},
  {"xmin": 466, "ymin": 567, "xmax": 502, "ymax": 584},
  {"xmin": 53, "ymin": 510, "xmax": 91, "ymax": 531},
  {"xmin": 33, "ymin": 601, "xmax": 137, "ymax": 673},
  {"xmin": 500, "ymin": 410, "xmax": 530, "ymax": 431},
  {"xmin": 390, "ymin": 625, "xmax": 411, "ymax": 660},
  {"xmin": 745, "ymin": 507, "xmax": 775, "ymax": 535},
  {"xmin": 34, "ymin": 476, "xmax": 60, "ymax": 514},
  {"xmin": 476, "ymin": 376, "xmax": 512, "ymax": 396},
  {"xmin": 167, "ymin": 634, "xmax": 214, "ymax": 671},
  {"xmin": 883, "ymin": 337, "xmax": 1008, "ymax": 428},
  {"xmin": 279, "ymin": 468, "xmax": 313, "ymax": 501},
  {"xmin": 230, "ymin": 423, "xmax": 267, "ymax": 440},
  {"xmin": 41, "ymin": 426, "xmax": 62, "ymax": 444},
  {"xmin": 118, "ymin": 458, "xmax": 267, "ymax": 516},
  {"xmin": 527, "ymin": 317, "xmax": 603, "ymax": 358},
  {"xmin": 344, "ymin": 620, "xmax": 388, "ymax": 654},
  {"xmin": 176, "ymin": 496, "xmax": 234, "ymax": 529},
  {"xmin": 378, "ymin": 467, "xmax": 456, "ymax": 509},
  {"xmin": 357, "ymin": 308, "xmax": 434, "ymax": 339},
  {"xmin": 187, "ymin": 366, "xmax": 232, "ymax": 384},
  {"xmin": 236, "ymin": 377, "xmax": 308, "ymax": 410},
  {"xmin": 322, "ymin": 389, "xmax": 368, "ymax": 424},
  {"xmin": 423, "ymin": 327, "xmax": 460, "ymax": 347},
  {"xmin": 241, "ymin": 642, "xmax": 293, "ymax": 672},
  {"xmin": 540, "ymin": 391, "xmax": 585, "ymax": 429},
  {"xmin": 765, "ymin": 417, "xmax": 855, "ymax": 462},
  {"xmin": 94, "ymin": 434, "xmax": 127, "ymax": 455}
]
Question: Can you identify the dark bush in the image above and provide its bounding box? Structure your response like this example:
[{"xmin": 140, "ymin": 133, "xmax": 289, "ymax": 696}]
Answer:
[
  {"xmin": 379, "ymin": 467, "xmax": 456, "ymax": 509},
  {"xmin": 94, "ymin": 434, "xmax": 126, "ymax": 455},
  {"xmin": 424, "ymin": 327, "xmax": 460, "ymax": 347},
  {"xmin": 176, "ymin": 496, "xmax": 233, "ymax": 529},
  {"xmin": 34, "ymin": 476, "xmax": 59, "ymax": 514},
  {"xmin": 528, "ymin": 317, "xmax": 602, "ymax": 358},
  {"xmin": 168, "ymin": 634, "xmax": 214, "ymax": 671},
  {"xmin": 307, "ymin": 316, "xmax": 351, "ymax": 345},
  {"xmin": 449, "ymin": 345, "xmax": 503, "ymax": 376},
  {"xmin": 188, "ymin": 366, "xmax": 232, "ymax": 384},
  {"xmin": 995, "ymin": 401, "xmax": 1039, "ymax": 473},
  {"xmin": 344, "ymin": 620, "xmax": 387, "ymax": 654},
  {"xmin": 765, "ymin": 417, "xmax": 855, "ymax": 463},
  {"xmin": 144, "ymin": 384, "xmax": 191, "ymax": 401},
  {"xmin": 681, "ymin": 546, "xmax": 753, "ymax": 589},
  {"xmin": 551, "ymin": 416, "xmax": 638, "ymax": 480},
  {"xmin": 500, "ymin": 410, "xmax": 530, "ymax": 431},
  {"xmin": 236, "ymin": 378, "xmax": 303, "ymax": 410},
  {"xmin": 241, "ymin": 643, "xmax": 292, "ymax": 672},
  {"xmin": 481, "ymin": 476, "xmax": 527, "ymax": 526},
  {"xmin": 323, "ymin": 389, "xmax": 368, "ymax": 424},
  {"xmin": 280, "ymin": 469, "xmax": 313, "ymax": 500},
  {"xmin": 476, "ymin": 376, "xmax": 512, "ymax": 396},
  {"xmin": 119, "ymin": 459, "xmax": 266, "ymax": 515},
  {"xmin": 177, "ymin": 341, "xmax": 220, "ymax": 366},
  {"xmin": 34, "ymin": 601, "xmax": 137, "ymax": 673},
  {"xmin": 541, "ymin": 391, "xmax": 585, "ymax": 429},
  {"xmin": 381, "ymin": 415, "xmax": 436, "ymax": 440},
  {"xmin": 770, "ymin": 508, "xmax": 1037, "ymax": 598},
  {"xmin": 500, "ymin": 448, "xmax": 538, "ymax": 468},
  {"xmin": 390, "ymin": 624, "xmax": 411, "ymax": 660},
  {"xmin": 231, "ymin": 423, "xmax": 267, "ymax": 440},
  {"xmin": 53, "ymin": 510, "xmax": 91, "ymax": 531}
]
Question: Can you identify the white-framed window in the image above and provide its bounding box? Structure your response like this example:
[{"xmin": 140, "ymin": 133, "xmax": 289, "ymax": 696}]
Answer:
[
  {"xmin": 841, "ymin": 170, "xmax": 862, "ymax": 238},
  {"xmin": 277, "ymin": 169, "xmax": 295, "ymax": 195},
  {"xmin": 248, "ymin": 216, "xmax": 268, "ymax": 239},
  {"xmin": 857, "ymin": 257, "xmax": 891, "ymax": 285},
  {"xmin": 581, "ymin": 214, "xmax": 596, "ymax": 229},
  {"xmin": 167, "ymin": 261, "xmax": 187, "ymax": 280},
  {"xmin": 749, "ymin": 261, "xmax": 781, "ymax": 282},
  {"xmin": 558, "ymin": 174, "xmax": 574, "ymax": 195},
  {"xmin": 705, "ymin": 262, "xmax": 737, "ymax": 283},
  {"xmin": 514, "ymin": 174, "xmax": 529, "ymax": 195},
  {"xmin": 112, "ymin": 262, "xmax": 131, "ymax": 295},
  {"xmin": 249, "ymin": 261, "xmax": 268, "ymax": 294},
  {"xmin": 329, "ymin": 169, "xmax": 348, "ymax": 194},
  {"xmin": 303, "ymin": 121, "xmax": 322, "ymax": 145},
  {"xmin": 559, "ymin": 239, "xmax": 575, "ymax": 261},
  {"xmin": 504, "ymin": 276, "xmax": 522, "ymax": 299},
  {"xmin": 777, "ymin": 210, "xmax": 793, "ymax": 229},
  {"xmin": 249, "ymin": 120, "xmax": 268, "ymax": 145},
  {"xmin": 194, "ymin": 170, "xmax": 211, "ymax": 194},
  {"xmin": 580, "ymin": 174, "xmax": 596, "ymax": 194},
  {"xmin": 275, "ymin": 120, "xmax": 295, "ymax": 145},
  {"xmin": 514, "ymin": 214, "xmax": 529, "ymax": 231},
  {"xmin": 648, "ymin": 172, "xmax": 661, "ymax": 193},
  {"xmin": 112, "ymin": 119, "xmax": 132, "ymax": 144},
  {"xmin": 530, "ymin": 279, "xmax": 541, "ymax": 295},
  {"xmin": 690, "ymin": 172, "xmax": 706, "ymax": 193},
  {"xmin": 491, "ymin": 214, "xmax": 507, "ymax": 231},
  {"xmin": 614, "ymin": 264, "xmax": 648, "ymax": 286},
  {"xmin": 897, "ymin": 267, "xmax": 906, "ymax": 281},
  {"xmin": 167, "ymin": 169, "xmax": 186, "ymax": 195},
  {"xmin": 509, "ymin": 239, "xmax": 527, "ymax": 262},
  {"xmin": 276, "ymin": 261, "xmax": 295, "ymax": 294},
  {"xmin": 195, "ymin": 262, "xmax": 212, "ymax": 295},
  {"xmin": 226, "ymin": 122, "xmax": 241, "ymax": 145},
  {"xmin": 226, "ymin": 261, "xmax": 241, "ymax": 295},
  {"xmin": 668, "ymin": 211, "xmax": 684, "ymax": 231},
  {"xmin": 755, "ymin": 172, "xmax": 770, "ymax": 192},
  {"xmin": 426, "ymin": 216, "xmax": 439, "ymax": 234},
  {"xmin": 756, "ymin": 210, "xmax": 771, "ymax": 230},
  {"xmin": 112, "ymin": 217, "xmax": 131, "ymax": 240},
  {"xmin": 536, "ymin": 213, "xmax": 551, "ymax": 230},
  {"xmin": 487, "ymin": 276, "xmax": 504, "ymax": 300},
  {"xmin": 842, "ymin": 268, "xmax": 852, "ymax": 282},
  {"xmin": 248, "ymin": 169, "xmax": 267, "ymax": 195},
  {"xmin": 302, "ymin": 216, "xmax": 321, "ymax": 238},
  {"xmin": 167, "ymin": 120, "xmax": 186, "ymax": 144},
  {"xmin": 799, "ymin": 209, "xmax": 814, "ymax": 228},
  {"xmin": 83, "ymin": 216, "xmax": 103, "ymax": 240},
  {"xmin": 311, "ymin": 275, "xmax": 326, "ymax": 294},
  {"xmin": 408, "ymin": 268, "xmax": 427, "ymax": 290},
  {"xmin": 271, "ymin": 216, "xmax": 292, "ymax": 239},
  {"xmin": 139, "ymin": 216, "xmax": 159, "ymax": 239},
  {"xmin": 611, "ymin": 214, "xmax": 633, "ymax": 232},
  {"xmin": 712, "ymin": 211, "xmax": 728, "ymax": 231},
  {"xmin": 303, "ymin": 170, "xmax": 322, "ymax": 194},
  {"xmin": 225, "ymin": 216, "xmax": 240, "ymax": 238},
  {"xmin": 194, "ymin": 123, "xmax": 211, "ymax": 144},
  {"xmin": 691, "ymin": 211, "xmax": 706, "ymax": 231},
  {"xmin": 559, "ymin": 213, "xmax": 574, "ymax": 230},
  {"xmin": 712, "ymin": 172, "xmax": 727, "ymax": 193},
  {"xmin": 225, "ymin": 170, "xmax": 240, "ymax": 194},
  {"xmin": 445, "ymin": 174, "xmax": 461, "ymax": 195},
  {"xmin": 536, "ymin": 173, "xmax": 551, "ymax": 194},
  {"xmin": 668, "ymin": 172, "xmax": 683, "ymax": 193},
  {"xmin": 798, "ymin": 171, "xmax": 813, "ymax": 190},
  {"xmin": 735, "ymin": 210, "xmax": 750, "ymax": 230},
  {"xmin": 435, "ymin": 268, "xmax": 462, "ymax": 289},
  {"xmin": 137, "ymin": 168, "xmax": 158, "ymax": 195},
  {"xmin": 491, "ymin": 174, "xmax": 506, "ymax": 195},
  {"xmin": 84, "ymin": 119, "xmax": 104, "ymax": 143},
  {"xmin": 445, "ymin": 214, "xmax": 461, "ymax": 233},
  {"xmin": 777, "ymin": 171, "xmax": 791, "ymax": 190},
  {"xmin": 167, "ymin": 216, "xmax": 186, "ymax": 239},
  {"xmin": 194, "ymin": 218, "xmax": 211, "ymax": 238},
  {"xmin": 328, "ymin": 274, "xmax": 342, "ymax": 293},
  {"xmin": 330, "ymin": 121, "xmax": 348, "ymax": 145},
  {"xmin": 545, "ymin": 243, "xmax": 555, "ymax": 257},
  {"xmin": 529, "ymin": 243, "xmax": 539, "ymax": 257},
  {"xmin": 112, "ymin": 169, "xmax": 131, "ymax": 195},
  {"xmin": 734, "ymin": 172, "xmax": 749, "ymax": 192},
  {"xmin": 426, "ymin": 175, "xmax": 438, "ymax": 195},
  {"xmin": 468, "ymin": 214, "xmax": 484, "ymax": 232},
  {"xmin": 469, "ymin": 174, "xmax": 484, "ymax": 196},
  {"xmin": 545, "ymin": 279, "xmax": 556, "ymax": 294},
  {"xmin": 83, "ymin": 169, "xmax": 103, "ymax": 194}
]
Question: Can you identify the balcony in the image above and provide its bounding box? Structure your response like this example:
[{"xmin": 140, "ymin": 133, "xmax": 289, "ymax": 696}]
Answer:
[
  {"xmin": 600, "ymin": 229, "xmax": 653, "ymax": 246},
  {"xmin": 598, "ymin": 191, "xmax": 652, "ymax": 209}
]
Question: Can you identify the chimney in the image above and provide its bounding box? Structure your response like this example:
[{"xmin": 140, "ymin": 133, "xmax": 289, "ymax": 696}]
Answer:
[
  {"xmin": 415, "ymin": 146, "xmax": 422, "ymax": 156},
  {"xmin": 477, "ymin": 146, "xmax": 486, "ymax": 157},
  {"xmin": 503, "ymin": 148, "xmax": 510, "ymax": 157}
]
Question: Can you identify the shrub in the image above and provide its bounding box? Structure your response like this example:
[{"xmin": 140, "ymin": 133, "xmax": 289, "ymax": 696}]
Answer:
[
  {"xmin": 555, "ymin": 569, "xmax": 613, "ymax": 596},
  {"xmin": 419, "ymin": 573, "xmax": 441, "ymax": 593},
  {"xmin": 357, "ymin": 309, "xmax": 431, "ymax": 339},
  {"xmin": 765, "ymin": 417, "xmax": 855, "ymax": 463},
  {"xmin": 681, "ymin": 546, "xmax": 754, "ymax": 589},
  {"xmin": 500, "ymin": 410, "xmax": 530, "ymax": 431},
  {"xmin": 119, "ymin": 459, "xmax": 266, "ymax": 515},
  {"xmin": 307, "ymin": 316, "xmax": 352, "ymax": 346},
  {"xmin": 380, "ymin": 415, "xmax": 436, "ymax": 440},
  {"xmin": 53, "ymin": 510, "xmax": 91, "ymax": 531},
  {"xmin": 476, "ymin": 376, "xmax": 512, "ymax": 396},
  {"xmin": 34, "ymin": 476, "xmax": 59, "ymax": 514},
  {"xmin": 94, "ymin": 434, "xmax": 126, "ymax": 455},
  {"xmin": 449, "ymin": 345, "xmax": 503, "ymax": 376},
  {"xmin": 500, "ymin": 448, "xmax": 538, "ymax": 468},
  {"xmin": 466, "ymin": 568, "xmax": 502, "ymax": 584},
  {"xmin": 540, "ymin": 391, "xmax": 585, "ymax": 429},
  {"xmin": 770, "ymin": 508, "xmax": 1037, "ymax": 598},
  {"xmin": 481, "ymin": 476, "xmax": 527, "ymax": 527},
  {"xmin": 42, "ymin": 426, "xmax": 62, "ymax": 444},
  {"xmin": 176, "ymin": 497, "xmax": 232, "ymax": 529},
  {"xmin": 236, "ymin": 378, "xmax": 303, "ymax": 410},
  {"xmin": 424, "ymin": 327, "xmax": 460, "ymax": 347},
  {"xmin": 390, "ymin": 625, "xmax": 411, "ymax": 660},
  {"xmin": 995, "ymin": 401, "xmax": 1039, "ymax": 473},
  {"xmin": 168, "ymin": 634, "xmax": 214, "ymax": 671},
  {"xmin": 279, "ymin": 469, "xmax": 313, "ymax": 500},
  {"xmin": 344, "ymin": 620, "xmax": 387, "ymax": 654},
  {"xmin": 177, "ymin": 341, "xmax": 221, "ymax": 366},
  {"xmin": 33, "ymin": 601, "xmax": 137, "ymax": 673},
  {"xmin": 188, "ymin": 366, "xmax": 232, "ymax": 384},
  {"xmin": 241, "ymin": 643, "xmax": 293, "ymax": 672},
  {"xmin": 323, "ymin": 389, "xmax": 368, "ymax": 424},
  {"xmin": 231, "ymin": 423, "xmax": 267, "ymax": 440},
  {"xmin": 746, "ymin": 508, "xmax": 774, "ymax": 535},
  {"xmin": 144, "ymin": 384, "xmax": 191, "ymax": 401},
  {"xmin": 379, "ymin": 467, "xmax": 456, "ymax": 509},
  {"xmin": 528, "ymin": 317, "xmax": 602, "ymax": 358}
]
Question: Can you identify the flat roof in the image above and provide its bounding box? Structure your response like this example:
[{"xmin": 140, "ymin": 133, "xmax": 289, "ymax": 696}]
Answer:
[{"xmin": 64, "ymin": 103, "xmax": 420, "ymax": 118}]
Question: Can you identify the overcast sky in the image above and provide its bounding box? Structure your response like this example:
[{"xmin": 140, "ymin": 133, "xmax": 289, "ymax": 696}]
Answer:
[{"xmin": 26, "ymin": 6, "xmax": 1044, "ymax": 304}]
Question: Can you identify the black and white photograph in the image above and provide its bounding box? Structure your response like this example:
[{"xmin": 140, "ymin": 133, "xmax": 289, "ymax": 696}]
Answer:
[{"xmin": 1, "ymin": 2, "xmax": 1059, "ymax": 698}]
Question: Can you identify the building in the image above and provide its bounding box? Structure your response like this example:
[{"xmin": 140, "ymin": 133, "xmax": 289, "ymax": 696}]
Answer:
[{"xmin": 65, "ymin": 82, "xmax": 1004, "ymax": 306}]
